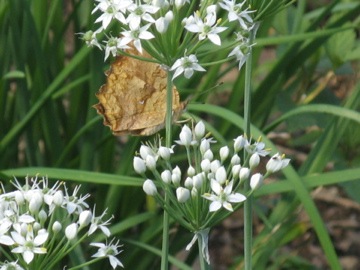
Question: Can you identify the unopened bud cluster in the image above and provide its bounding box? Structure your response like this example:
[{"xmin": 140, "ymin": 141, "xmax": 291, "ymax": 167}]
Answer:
[{"xmin": 134, "ymin": 121, "xmax": 290, "ymax": 231}]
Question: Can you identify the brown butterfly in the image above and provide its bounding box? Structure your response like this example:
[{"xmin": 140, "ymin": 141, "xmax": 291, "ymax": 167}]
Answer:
[{"xmin": 93, "ymin": 45, "xmax": 187, "ymax": 136}]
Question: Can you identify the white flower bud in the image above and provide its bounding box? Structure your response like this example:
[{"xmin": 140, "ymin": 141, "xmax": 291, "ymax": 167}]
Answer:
[
  {"xmin": 145, "ymin": 155, "xmax": 157, "ymax": 170},
  {"xmin": 191, "ymin": 187, "xmax": 198, "ymax": 198},
  {"xmin": 29, "ymin": 193, "xmax": 42, "ymax": 214},
  {"xmin": 175, "ymin": 0, "xmax": 187, "ymax": 8},
  {"xmin": 184, "ymin": 177, "xmax": 193, "ymax": 189},
  {"xmin": 194, "ymin": 121, "xmax": 205, "ymax": 139},
  {"xmin": 158, "ymin": 146, "xmax": 172, "ymax": 160},
  {"xmin": 176, "ymin": 187, "xmax": 190, "ymax": 203},
  {"xmin": 161, "ymin": 170, "xmax": 172, "ymax": 184},
  {"xmin": 133, "ymin": 157, "xmax": 146, "ymax": 174},
  {"xmin": 79, "ymin": 210, "xmax": 92, "ymax": 228},
  {"xmin": 249, "ymin": 153, "xmax": 260, "ymax": 169},
  {"xmin": 203, "ymin": 149, "xmax": 213, "ymax": 161},
  {"xmin": 65, "ymin": 223, "xmax": 78, "ymax": 240},
  {"xmin": 266, "ymin": 153, "xmax": 290, "ymax": 173},
  {"xmin": 33, "ymin": 222, "xmax": 41, "ymax": 233},
  {"xmin": 231, "ymin": 154, "xmax": 241, "ymax": 165},
  {"xmin": 201, "ymin": 159, "xmax": 211, "ymax": 172},
  {"xmin": 239, "ymin": 167, "xmax": 250, "ymax": 181},
  {"xmin": 20, "ymin": 223, "xmax": 27, "ymax": 236},
  {"xmin": 200, "ymin": 139, "xmax": 210, "ymax": 155},
  {"xmin": 219, "ymin": 146, "xmax": 230, "ymax": 162},
  {"xmin": 215, "ymin": 166, "xmax": 227, "ymax": 184},
  {"xmin": 206, "ymin": 4, "xmax": 217, "ymax": 14},
  {"xmin": 232, "ymin": 164, "xmax": 241, "ymax": 177},
  {"xmin": 193, "ymin": 174, "xmax": 203, "ymax": 189},
  {"xmin": 156, "ymin": 17, "xmax": 169, "ymax": 33},
  {"xmin": 172, "ymin": 173, "xmax": 181, "ymax": 186},
  {"xmin": 53, "ymin": 221, "xmax": 62, "ymax": 233},
  {"xmin": 234, "ymin": 135, "xmax": 246, "ymax": 152},
  {"xmin": 152, "ymin": 0, "xmax": 165, "ymax": 7},
  {"xmin": 187, "ymin": 166, "xmax": 195, "ymax": 177},
  {"xmin": 143, "ymin": 180, "xmax": 157, "ymax": 196},
  {"xmin": 39, "ymin": 210, "xmax": 47, "ymax": 223},
  {"xmin": 250, "ymin": 173, "xmax": 264, "ymax": 190},
  {"xmin": 53, "ymin": 190, "xmax": 64, "ymax": 206},
  {"xmin": 165, "ymin": 10, "xmax": 173, "ymax": 22},
  {"xmin": 139, "ymin": 145, "xmax": 155, "ymax": 160},
  {"xmin": 172, "ymin": 166, "xmax": 181, "ymax": 177},
  {"xmin": 179, "ymin": 125, "xmax": 193, "ymax": 146},
  {"xmin": 14, "ymin": 191, "xmax": 25, "ymax": 205},
  {"xmin": 210, "ymin": 160, "xmax": 221, "ymax": 173}
]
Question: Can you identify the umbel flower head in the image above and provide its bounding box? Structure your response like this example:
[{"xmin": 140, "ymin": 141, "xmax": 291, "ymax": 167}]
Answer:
[
  {"xmin": 0, "ymin": 176, "xmax": 124, "ymax": 269},
  {"xmin": 133, "ymin": 121, "xmax": 290, "ymax": 264},
  {"xmin": 81, "ymin": 0, "xmax": 258, "ymax": 79}
]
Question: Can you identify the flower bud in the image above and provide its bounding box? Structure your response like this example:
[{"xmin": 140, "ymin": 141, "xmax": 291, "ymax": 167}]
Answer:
[
  {"xmin": 231, "ymin": 154, "xmax": 241, "ymax": 165},
  {"xmin": 191, "ymin": 187, "xmax": 198, "ymax": 198},
  {"xmin": 187, "ymin": 166, "xmax": 195, "ymax": 177},
  {"xmin": 139, "ymin": 145, "xmax": 155, "ymax": 160},
  {"xmin": 158, "ymin": 146, "xmax": 172, "ymax": 160},
  {"xmin": 156, "ymin": 17, "xmax": 169, "ymax": 33},
  {"xmin": 33, "ymin": 222, "xmax": 41, "ymax": 233},
  {"xmin": 250, "ymin": 173, "xmax": 264, "ymax": 190},
  {"xmin": 133, "ymin": 157, "xmax": 146, "ymax": 174},
  {"xmin": 219, "ymin": 146, "xmax": 230, "ymax": 162},
  {"xmin": 143, "ymin": 180, "xmax": 157, "ymax": 196},
  {"xmin": 249, "ymin": 153, "xmax": 260, "ymax": 169},
  {"xmin": 14, "ymin": 191, "xmax": 25, "ymax": 205},
  {"xmin": 29, "ymin": 194, "xmax": 42, "ymax": 214},
  {"xmin": 193, "ymin": 174, "xmax": 203, "ymax": 189},
  {"xmin": 201, "ymin": 159, "xmax": 211, "ymax": 172},
  {"xmin": 65, "ymin": 223, "xmax": 78, "ymax": 240},
  {"xmin": 210, "ymin": 160, "xmax": 221, "ymax": 173},
  {"xmin": 39, "ymin": 210, "xmax": 47, "ymax": 224},
  {"xmin": 53, "ymin": 221, "xmax": 62, "ymax": 234},
  {"xmin": 184, "ymin": 177, "xmax": 193, "ymax": 189},
  {"xmin": 172, "ymin": 173, "xmax": 181, "ymax": 187},
  {"xmin": 239, "ymin": 167, "xmax": 250, "ymax": 181},
  {"xmin": 234, "ymin": 135, "xmax": 246, "ymax": 152},
  {"xmin": 178, "ymin": 125, "xmax": 193, "ymax": 146},
  {"xmin": 161, "ymin": 170, "xmax": 172, "ymax": 184},
  {"xmin": 176, "ymin": 187, "xmax": 190, "ymax": 203},
  {"xmin": 194, "ymin": 121, "xmax": 205, "ymax": 139},
  {"xmin": 165, "ymin": 10, "xmax": 173, "ymax": 22},
  {"xmin": 215, "ymin": 166, "xmax": 227, "ymax": 184},
  {"xmin": 145, "ymin": 155, "xmax": 157, "ymax": 170},
  {"xmin": 232, "ymin": 164, "xmax": 241, "ymax": 177},
  {"xmin": 53, "ymin": 190, "xmax": 64, "ymax": 206},
  {"xmin": 79, "ymin": 210, "xmax": 92, "ymax": 228},
  {"xmin": 203, "ymin": 149, "xmax": 213, "ymax": 161},
  {"xmin": 200, "ymin": 139, "xmax": 210, "ymax": 155}
]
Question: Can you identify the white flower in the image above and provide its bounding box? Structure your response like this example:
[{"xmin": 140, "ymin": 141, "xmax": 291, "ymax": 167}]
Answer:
[
  {"xmin": 0, "ymin": 261, "xmax": 24, "ymax": 270},
  {"xmin": 266, "ymin": 153, "xmax": 290, "ymax": 173},
  {"xmin": 143, "ymin": 180, "xmax": 157, "ymax": 196},
  {"xmin": 250, "ymin": 173, "xmax": 264, "ymax": 190},
  {"xmin": 88, "ymin": 207, "xmax": 112, "ymax": 237},
  {"xmin": 185, "ymin": 11, "xmax": 227, "ymax": 45},
  {"xmin": 79, "ymin": 210, "xmax": 93, "ymax": 228},
  {"xmin": 202, "ymin": 180, "xmax": 246, "ymax": 212},
  {"xmin": 104, "ymin": 36, "xmax": 131, "ymax": 61},
  {"xmin": 126, "ymin": 3, "xmax": 160, "ymax": 29},
  {"xmin": 145, "ymin": 155, "xmax": 157, "ymax": 170},
  {"xmin": 249, "ymin": 153, "xmax": 260, "ymax": 168},
  {"xmin": 239, "ymin": 167, "xmax": 250, "ymax": 181},
  {"xmin": 219, "ymin": 146, "xmax": 230, "ymax": 162},
  {"xmin": 158, "ymin": 146, "xmax": 173, "ymax": 160},
  {"xmin": 194, "ymin": 121, "xmax": 206, "ymax": 139},
  {"xmin": 120, "ymin": 23, "xmax": 155, "ymax": 54},
  {"xmin": 155, "ymin": 17, "xmax": 169, "ymax": 33},
  {"xmin": 10, "ymin": 228, "xmax": 48, "ymax": 264},
  {"xmin": 78, "ymin": 29, "xmax": 103, "ymax": 50},
  {"xmin": 233, "ymin": 135, "xmax": 246, "ymax": 152},
  {"xmin": 93, "ymin": 0, "xmax": 129, "ymax": 29},
  {"xmin": 219, "ymin": 0, "xmax": 255, "ymax": 30},
  {"xmin": 175, "ymin": 125, "xmax": 194, "ymax": 146},
  {"xmin": 63, "ymin": 185, "xmax": 90, "ymax": 215},
  {"xmin": 139, "ymin": 144, "xmax": 157, "ymax": 160},
  {"xmin": 91, "ymin": 239, "xmax": 124, "ymax": 269},
  {"xmin": 170, "ymin": 54, "xmax": 206, "ymax": 80},
  {"xmin": 228, "ymin": 43, "xmax": 253, "ymax": 70},
  {"xmin": 215, "ymin": 166, "xmax": 227, "ymax": 184},
  {"xmin": 244, "ymin": 139, "xmax": 270, "ymax": 157},
  {"xmin": 175, "ymin": 0, "xmax": 189, "ymax": 8},
  {"xmin": 161, "ymin": 170, "xmax": 172, "ymax": 184}
]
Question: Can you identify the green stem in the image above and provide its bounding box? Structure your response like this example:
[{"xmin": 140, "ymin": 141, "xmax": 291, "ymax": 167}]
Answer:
[
  {"xmin": 160, "ymin": 69, "xmax": 173, "ymax": 270},
  {"xmin": 243, "ymin": 28, "xmax": 255, "ymax": 270},
  {"xmin": 198, "ymin": 233, "xmax": 210, "ymax": 270}
]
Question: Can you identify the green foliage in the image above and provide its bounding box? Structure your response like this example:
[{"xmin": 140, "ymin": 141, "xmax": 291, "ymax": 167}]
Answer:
[{"xmin": 1, "ymin": 0, "xmax": 359, "ymax": 269}]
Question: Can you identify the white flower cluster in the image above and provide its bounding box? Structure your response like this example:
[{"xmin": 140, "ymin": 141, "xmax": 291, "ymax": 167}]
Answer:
[
  {"xmin": 0, "ymin": 176, "xmax": 123, "ymax": 269},
  {"xmin": 80, "ymin": 0, "xmax": 257, "ymax": 78},
  {"xmin": 134, "ymin": 121, "xmax": 290, "ymax": 228}
]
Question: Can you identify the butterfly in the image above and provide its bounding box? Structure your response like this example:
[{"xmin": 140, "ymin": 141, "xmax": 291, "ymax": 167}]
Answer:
[{"xmin": 93, "ymin": 45, "xmax": 187, "ymax": 136}]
